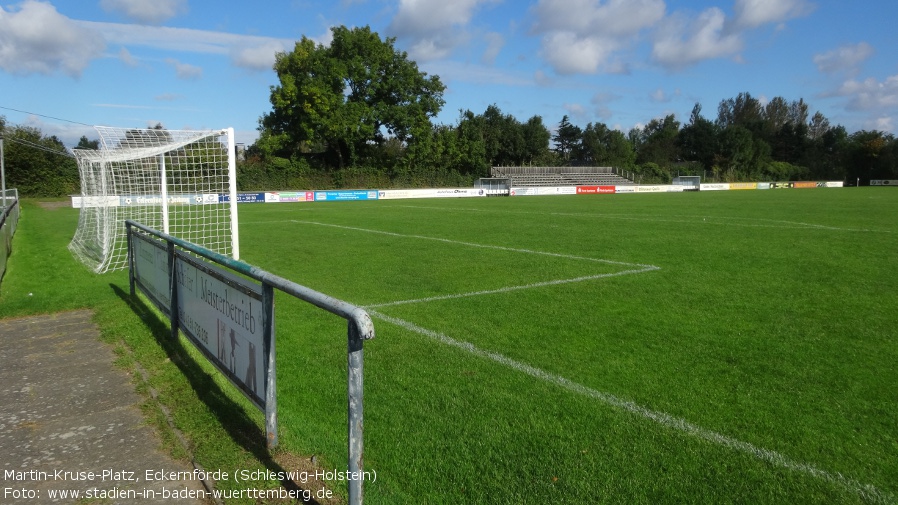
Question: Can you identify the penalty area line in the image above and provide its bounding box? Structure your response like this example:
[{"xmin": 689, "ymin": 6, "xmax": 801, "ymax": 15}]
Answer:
[
  {"xmin": 368, "ymin": 310, "xmax": 893, "ymax": 505},
  {"xmin": 290, "ymin": 220, "xmax": 657, "ymax": 269},
  {"xmin": 364, "ymin": 266, "xmax": 658, "ymax": 309}
]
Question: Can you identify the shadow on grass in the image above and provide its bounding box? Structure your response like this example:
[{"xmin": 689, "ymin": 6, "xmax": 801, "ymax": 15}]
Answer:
[{"xmin": 110, "ymin": 283, "xmax": 330, "ymax": 505}]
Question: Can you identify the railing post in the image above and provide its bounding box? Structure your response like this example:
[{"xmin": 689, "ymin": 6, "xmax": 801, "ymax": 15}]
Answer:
[
  {"xmin": 127, "ymin": 222, "xmax": 135, "ymax": 296},
  {"xmin": 168, "ymin": 241, "xmax": 179, "ymax": 339},
  {"xmin": 263, "ymin": 283, "xmax": 278, "ymax": 449},
  {"xmin": 347, "ymin": 311, "xmax": 372, "ymax": 505}
]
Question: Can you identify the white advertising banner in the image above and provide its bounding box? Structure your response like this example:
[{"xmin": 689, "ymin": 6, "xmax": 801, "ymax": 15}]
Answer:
[
  {"xmin": 636, "ymin": 185, "xmax": 667, "ymax": 193},
  {"xmin": 614, "ymin": 185, "xmax": 636, "ymax": 193},
  {"xmin": 175, "ymin": 255, "xmax": 267, "ymax": 408},
  {"xmin": 825, "ymin": 181, "xmax": 845, "ymax": 188},
  {"xmin": 70, "ymin": 196, "xmax": 121, "ymax": 209},
  {"xmin": 700, "ymin": 183, "xmax": 730, "ymax": 191},
  {"xmin": 378, "ymin": 188, "xmax": 486, "ymax": 199},
  {"xmin": 536, "ymin": 186, "xmax": 577, "ymax": 195},
  {"xmin": 510, "ymin": 187, "xmax": 540, "ymax": 196}
]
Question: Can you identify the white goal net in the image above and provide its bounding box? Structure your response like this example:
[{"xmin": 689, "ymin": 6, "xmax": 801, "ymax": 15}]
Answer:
[{"xmin": 69, "ymin": 126, "xmax": 239, "ymax": 273}]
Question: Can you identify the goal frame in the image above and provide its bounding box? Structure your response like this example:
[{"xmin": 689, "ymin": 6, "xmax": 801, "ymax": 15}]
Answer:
[{"xmin": 69, "ymin": 126, "xmax": 239, "ymax": 273}]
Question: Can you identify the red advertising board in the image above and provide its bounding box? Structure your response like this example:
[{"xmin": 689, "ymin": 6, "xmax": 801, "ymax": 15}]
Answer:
[{"xmin": 576, "ymin": 186, "xmax": 616, "ymax": 194}]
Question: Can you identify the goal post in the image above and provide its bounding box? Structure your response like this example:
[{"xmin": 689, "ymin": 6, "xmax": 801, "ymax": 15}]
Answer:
[{"xmin": 69, "ymin": 126, "xmax": 239, "ymax": 273}]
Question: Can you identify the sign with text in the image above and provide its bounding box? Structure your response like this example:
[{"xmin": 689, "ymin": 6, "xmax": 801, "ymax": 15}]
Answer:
[
  {"xmin": 175, "ymin": 254, "xmax": 267, "ymax": 409},
  {"xmin": 220, "ymin": 192, "xmax": 265, "ymax": 203},
  {"xmin": 576, "ymin": 186, "xmax": 616, "ymax": 194},
  {"xmin": 315, "ymin": 190, "xmax": 379, "ymax": 201},
  {"xmin": 131, "ymin": 231, "xmax": 269, "ymax": 410},
  {"xmin": 132, "ymin": 233, "xmax": 172, "ymax": 315}
]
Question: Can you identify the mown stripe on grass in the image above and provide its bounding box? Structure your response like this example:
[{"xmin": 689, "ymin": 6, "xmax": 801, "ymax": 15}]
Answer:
[
  {"xmin": 369, "ymin": 309, "xmax": 893, "ymax": 505},
  {"xmin": 365, "ymin": 267, "xmax": 658, "ymax": 309}
]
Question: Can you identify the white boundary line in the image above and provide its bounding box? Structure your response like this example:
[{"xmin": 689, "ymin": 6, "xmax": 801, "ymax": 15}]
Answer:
[
  {"xmin": 291, "ymin": 219, "xmax": 660, "ymax": 308},
  {"xmin": 290, "ymin": 219, "xmax": 658, "ymax": 269},
  {"xmin": 281, "ymin": 217, "xmax": 891, "ymax": 501},
  {"xmin": 369, "ymin": 309, "xmax": 893, "ymax": 504},
  {"xmin": 365, "ymin": 268, "xmax": 657, "ymax": 308}
]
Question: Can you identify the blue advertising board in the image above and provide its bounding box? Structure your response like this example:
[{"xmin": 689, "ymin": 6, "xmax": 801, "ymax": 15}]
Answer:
[
  {"xmin": 219, "ymin": 192, "xmax": 266, "ymax": 203},
  {"xmin": 314, "ymin": 190, "xmax": 379, "ymax": 202}
]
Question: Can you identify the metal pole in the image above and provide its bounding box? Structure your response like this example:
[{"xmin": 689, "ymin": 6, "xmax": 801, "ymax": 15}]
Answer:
[
  {"xmin": 168, "ymin": 241, "xmax": 179, "ymax": 339},
  {"xmin": 226, "ymin": 127, "xmax": 240, "ymax": 260},
  {"xmin": 347, "ymin": 317, "xmax": 368, "ymax": 505},
  {"xmin": 1, "ymin": 136, "xmax": 6, "ymax": 209},
  {"xmin": 263, "ymin": 283, "xmax": 278, "ymax": 449}
]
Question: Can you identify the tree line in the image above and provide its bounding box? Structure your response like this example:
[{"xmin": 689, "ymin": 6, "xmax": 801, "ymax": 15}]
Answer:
[
  {"xmin": 244, "ymin": 25, "xmax": 897, "ymax": 189},
  {"xmin": 2, "ymin": 25, "xmax": 896, "ymax": 196}
]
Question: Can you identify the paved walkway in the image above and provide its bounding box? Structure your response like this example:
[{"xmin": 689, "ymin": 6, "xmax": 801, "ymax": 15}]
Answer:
[{"xmin": 0, "ymin": 310, "xmax": 207, "ymax": 504}]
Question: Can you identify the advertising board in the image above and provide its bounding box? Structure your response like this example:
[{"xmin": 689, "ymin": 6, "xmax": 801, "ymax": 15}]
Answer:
[
  {"xmin": 220, "ymin": 192, "xmax": 265, "ymax": 203},
  {"xmin": 314, "ymin": 190, "xmax": 379, "ymax": 201},
  {"xmin": 265, "ymin": 191, "xmax": 314, "ymax": 203},
  {"xmin": 576, "ymin": 186, "xmax": 616, "ymax": 194},
  {"xmin": 378, "ymin": 188, "xmax": 486, "ymax": 199},
  {"xmin": 131, "ymin": 232, "xmax": 269, "ymax": 409},
  {"xmin": 175, "ymin": 254, "xmax": 267, "ymax": 408}
]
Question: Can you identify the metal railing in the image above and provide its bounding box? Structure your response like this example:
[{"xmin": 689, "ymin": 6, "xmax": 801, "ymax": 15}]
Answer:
[
  {"xmin": 125, "ymin": 220, "xmax": 375, "ymax": 504},
  {"xmin": 0, "ymin": 189, "xmax": 20, "ymax": 291},
  {"xmin": 491, "ymin": 166, "xmax": 615, "ymax": 176}
]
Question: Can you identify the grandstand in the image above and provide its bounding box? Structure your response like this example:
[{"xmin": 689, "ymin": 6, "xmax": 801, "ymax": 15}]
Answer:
[{"xmin": 491, "ymin": 166, "xmax": 635, "ymax": 187}]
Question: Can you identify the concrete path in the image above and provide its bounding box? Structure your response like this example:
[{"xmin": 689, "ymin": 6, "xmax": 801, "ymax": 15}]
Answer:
[{"xmin": 0, "ymin": 310, "xmax": 208, "ymax": 504}]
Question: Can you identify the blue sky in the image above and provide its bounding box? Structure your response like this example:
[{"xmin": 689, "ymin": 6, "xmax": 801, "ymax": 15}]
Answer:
[{"xmin": 1, "ymin": 0, "xmax": 896, "ymax": 148}]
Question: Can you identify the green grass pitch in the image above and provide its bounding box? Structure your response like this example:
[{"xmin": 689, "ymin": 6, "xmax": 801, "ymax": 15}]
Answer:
[{"xmin": 2, "ymin": 188, "xmax": 896, "ymax": 504}]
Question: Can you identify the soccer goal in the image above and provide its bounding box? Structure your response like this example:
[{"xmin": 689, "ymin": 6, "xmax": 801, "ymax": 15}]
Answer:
[{"xmin": 69, "ymin": 126, "xmax": 239, "ymax": 273}]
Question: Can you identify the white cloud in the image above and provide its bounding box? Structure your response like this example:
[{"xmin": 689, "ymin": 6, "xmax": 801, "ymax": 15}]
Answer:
[
  {"xmin": 388, "ymin": 0, "xmax": 498, "ymax": 61},
  {"xmin": 834, "ymin": 75, "xmax": 898, "ymax": 111},
  {"xmin": 650, "ymin": 87, "xmax": 681, "ymax": 103},
  {"xmin": 563, "ymin": 102, "xmax": 587, "ymax": 121},
  {"xmin": 813, "ymin": 42, "xmax": 873, "ymax": 75},
  {"xmin": 0, "ymin": 0, "xmax": 105, "ymax": 77},
  {"xmin": 732, "ymin": 0, "xmax": 815, "ymax": 29},
  {"xmin": 481, "ymin": 32, "xmax": 504, "ymax": 65},
  {"xmin": 20, "ymin": 115, "xmax": 96, "ymax": 148},
  {"xmin": 166, "ymin": 58, "xmax": 202, "ymax": 80},
  {"xmin": 230, "ymin": 41, "xmax": 290, "ymax": 71},
  {"xmin": 531, "ymin": 0, "xmax": 665, "ymax": 75},
  {"xmin": 868, "ymin": 116, "xmax": 894, "ymax": 133},
  {"xmin": 77, "ymin": 20, "xmax": 292, "ymax": 71},
  {"xmin": 591, "ymin": 92, "xmax": 617, "ymax": 119},
  {"xmin": 540, "ymin": 31, "xmax": 618, "ymax": 75},
  {"xmin": 118, "ymin": 46, "xmax": 138, "ymax": 66},
  {"xmin": 534, "ymin": 69, "xmax": 553, "ymax": 87},
  {"xmin": 419, "ymin": 59, "xmax": 532, "ymax": 87},
  {"xmin": 652, "ymin": 7, "xmax": 743, "ymax": 70},
  {"xmin": 99, "ymin": 0, "xmax": 187, "ymax": 25},
  {"xmin": 155, "ymin": 93, "xmax": 184, "ymax": 102}
]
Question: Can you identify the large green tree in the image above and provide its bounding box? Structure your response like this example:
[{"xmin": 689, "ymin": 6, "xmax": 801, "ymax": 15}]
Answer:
[
  {"xmin": 553, "ymin": 115, "xmax": 581, "ymax": 162},
  {"xmin": 260, "ymin": 26, "xmax": 445, "ymax": 169},
  {"xmin": 578, "ymin": 122, "xmax": 635, "ymax": 168}
]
